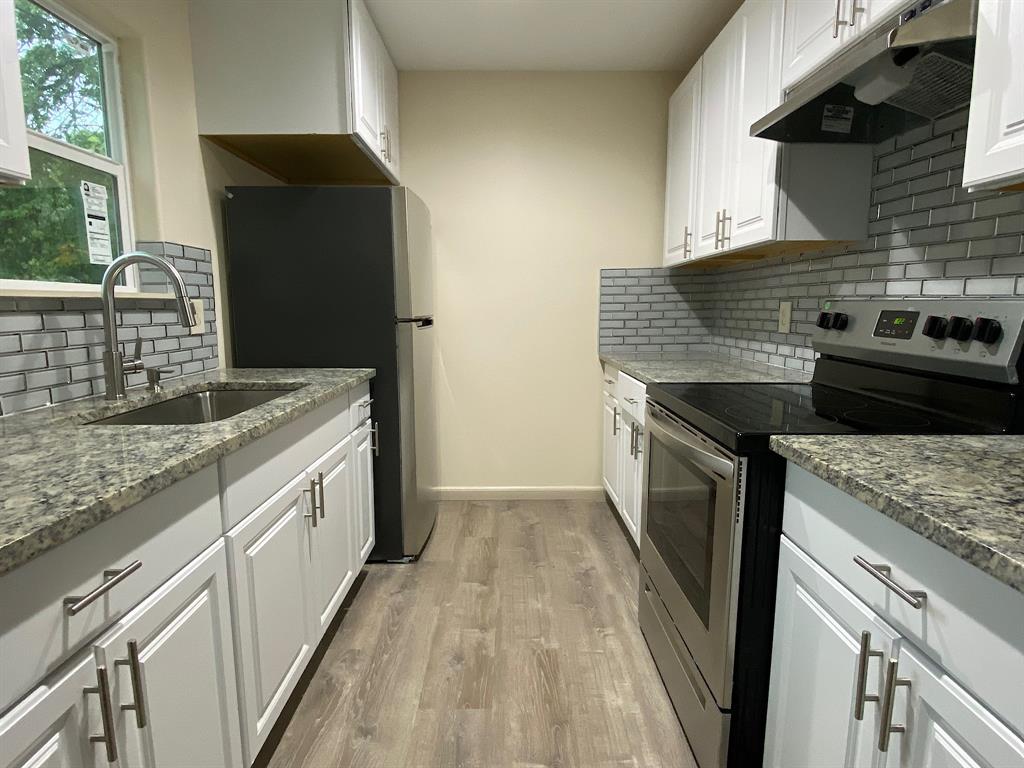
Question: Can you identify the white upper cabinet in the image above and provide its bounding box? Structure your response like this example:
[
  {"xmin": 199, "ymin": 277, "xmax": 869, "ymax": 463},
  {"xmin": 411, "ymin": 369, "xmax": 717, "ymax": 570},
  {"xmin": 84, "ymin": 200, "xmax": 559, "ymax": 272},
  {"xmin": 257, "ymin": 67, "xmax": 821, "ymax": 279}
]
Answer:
[
  {"xmin": 663, "ymin": 62, "xmax": 701, "ymax": 266},
  {"xmin": 727, "ymin": 0, "xmax": 783, "ymax": 251},
  {"xmin": 188, "ymin": 0, "xmax": 400, "ymax": 184},
  {"xmin": 780, "ymin": 0, "xmax": 849, "ymax": 90},
  {"xmin": 0, "ymin": 0, "xmax": 29, "ymax": 184},
  {"xmin": 964, "ymin": 0, "xmax": 1024, "ymax": 191},
  {"xmin": 693, "ymin": 26, "xmax": 735, "ymax": 259}
]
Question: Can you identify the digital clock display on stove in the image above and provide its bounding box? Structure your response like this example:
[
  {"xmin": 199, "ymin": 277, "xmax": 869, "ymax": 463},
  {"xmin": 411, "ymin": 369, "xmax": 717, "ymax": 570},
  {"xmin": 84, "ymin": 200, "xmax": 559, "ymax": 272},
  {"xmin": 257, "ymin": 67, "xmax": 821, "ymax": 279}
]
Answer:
[{"xmin": 873, "ymin": 310, "xmax": 920, "ymax": 340}]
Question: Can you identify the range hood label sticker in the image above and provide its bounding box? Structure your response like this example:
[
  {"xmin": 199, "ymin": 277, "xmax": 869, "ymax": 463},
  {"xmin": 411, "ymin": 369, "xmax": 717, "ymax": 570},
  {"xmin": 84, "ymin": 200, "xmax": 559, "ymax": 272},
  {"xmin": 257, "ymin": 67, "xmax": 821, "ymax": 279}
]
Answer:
[
  {"xmin": 821, "ymin": 104, "xmax": 854, "ymax": 134},
  {"xmin": 80, "ymin": 181, "xmax": 113, "ymax": 265}
]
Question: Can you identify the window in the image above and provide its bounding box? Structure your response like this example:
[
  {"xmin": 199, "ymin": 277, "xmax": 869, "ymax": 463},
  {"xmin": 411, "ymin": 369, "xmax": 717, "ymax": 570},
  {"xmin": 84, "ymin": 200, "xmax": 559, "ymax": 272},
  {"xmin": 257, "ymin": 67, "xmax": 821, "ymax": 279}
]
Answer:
[{"xmin": 0, "ymin": 0, "xmax": 136, "ymax": 293}]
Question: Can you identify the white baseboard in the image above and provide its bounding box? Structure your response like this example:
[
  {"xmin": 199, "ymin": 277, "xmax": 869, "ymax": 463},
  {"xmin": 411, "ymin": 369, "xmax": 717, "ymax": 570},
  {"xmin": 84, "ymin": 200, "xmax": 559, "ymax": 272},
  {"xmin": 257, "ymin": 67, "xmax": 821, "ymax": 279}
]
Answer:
[{"xmin": 431, "ymin": 486, "xmax": 605, "ymax": 501}]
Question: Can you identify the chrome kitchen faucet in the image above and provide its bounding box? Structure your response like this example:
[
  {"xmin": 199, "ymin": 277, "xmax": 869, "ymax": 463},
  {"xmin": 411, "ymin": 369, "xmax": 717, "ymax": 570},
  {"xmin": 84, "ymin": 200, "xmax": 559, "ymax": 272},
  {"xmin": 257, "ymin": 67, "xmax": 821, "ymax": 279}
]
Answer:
[{"xmin": 100, "ymin": 252, "xmax": 197, "ymax": 400}]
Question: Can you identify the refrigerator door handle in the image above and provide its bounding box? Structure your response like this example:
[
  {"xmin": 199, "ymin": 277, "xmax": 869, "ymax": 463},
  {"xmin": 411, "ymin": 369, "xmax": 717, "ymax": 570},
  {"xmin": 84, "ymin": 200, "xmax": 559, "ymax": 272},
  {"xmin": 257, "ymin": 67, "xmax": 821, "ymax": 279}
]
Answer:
[{"xmin": 396, "ymin": 316, "xmax": 434, "ymax": 328}]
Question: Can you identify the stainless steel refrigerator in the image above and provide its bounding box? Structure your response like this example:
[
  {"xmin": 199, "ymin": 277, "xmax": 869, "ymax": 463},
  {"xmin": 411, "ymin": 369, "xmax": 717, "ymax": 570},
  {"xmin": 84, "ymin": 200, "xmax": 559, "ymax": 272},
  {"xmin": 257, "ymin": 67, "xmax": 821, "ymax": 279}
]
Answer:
[{"xmin": 223, "ymin": 186, "xmax": 438, "ymax": 561}]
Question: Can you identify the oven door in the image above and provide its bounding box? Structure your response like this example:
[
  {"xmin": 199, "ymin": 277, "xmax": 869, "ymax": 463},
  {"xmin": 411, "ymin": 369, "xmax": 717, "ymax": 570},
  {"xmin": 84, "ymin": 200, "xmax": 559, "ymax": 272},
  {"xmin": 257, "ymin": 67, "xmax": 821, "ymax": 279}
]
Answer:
[{"xmin": 640, "ymin": 402, "xmax": 745, "ymax": 709}]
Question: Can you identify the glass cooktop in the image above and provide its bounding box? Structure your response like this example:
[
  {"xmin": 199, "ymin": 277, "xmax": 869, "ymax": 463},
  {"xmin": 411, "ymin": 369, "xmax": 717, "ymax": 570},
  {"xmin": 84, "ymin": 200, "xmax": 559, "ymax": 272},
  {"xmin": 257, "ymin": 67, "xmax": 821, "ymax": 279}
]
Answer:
[{"xmin": 647, "ymin": 381, "xmax": 1004, "ymax": 453}]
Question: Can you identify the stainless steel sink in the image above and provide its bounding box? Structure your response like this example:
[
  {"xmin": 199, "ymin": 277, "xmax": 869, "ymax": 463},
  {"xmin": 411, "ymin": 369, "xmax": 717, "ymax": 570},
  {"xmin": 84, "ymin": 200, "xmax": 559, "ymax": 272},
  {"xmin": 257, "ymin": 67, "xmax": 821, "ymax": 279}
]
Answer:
[{"xmin": 89, "ymin": 388, "xmax": 293, "ymax": 425}]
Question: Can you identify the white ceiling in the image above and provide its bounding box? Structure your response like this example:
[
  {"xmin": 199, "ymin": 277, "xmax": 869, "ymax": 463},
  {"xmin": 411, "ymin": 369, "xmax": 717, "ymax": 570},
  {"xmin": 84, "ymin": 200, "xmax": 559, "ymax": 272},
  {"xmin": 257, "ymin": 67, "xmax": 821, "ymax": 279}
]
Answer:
[{"xmin": 365, "ymin": 0, "xmax": 743, "ymax": 72}]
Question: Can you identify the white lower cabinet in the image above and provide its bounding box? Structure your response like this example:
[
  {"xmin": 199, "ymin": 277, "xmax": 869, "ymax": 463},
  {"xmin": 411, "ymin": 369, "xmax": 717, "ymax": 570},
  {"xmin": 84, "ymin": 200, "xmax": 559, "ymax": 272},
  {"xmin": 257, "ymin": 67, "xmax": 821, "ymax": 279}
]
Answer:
[
  {"xmin": 618, "ymin": 409, "xmax": 643, "ymax": 545},
  {"xmin": 602, "ymin": 392, "xmax": 621, "ymax": 509},
  {"xmin": 766, "ymin": 465, "xmax": 1024, "ymax": 767},
  {"xmin": 600, "ymin": 368, "xmax": 645, "ymax": 547},
  {"xmin": 354, "ymin": 419, "xmax": 376, "ymax": 567},
  {"xmin": 0, "ymin": 651, "xmax": 105, "ymax": 768},
  {"xmin": 96, "ymin": 540, "xmax": 242, "ymax": 768},
  {"xmin": 765, "ymin": 537, "xmax": 897, "ymax": 768},
  {"xmin": 226, "ymin": 472, "xmax": 316, "ymax": 763},
  {"xmin": 308, "ymin": 436, "xmax": 356, "ymax": 636}
]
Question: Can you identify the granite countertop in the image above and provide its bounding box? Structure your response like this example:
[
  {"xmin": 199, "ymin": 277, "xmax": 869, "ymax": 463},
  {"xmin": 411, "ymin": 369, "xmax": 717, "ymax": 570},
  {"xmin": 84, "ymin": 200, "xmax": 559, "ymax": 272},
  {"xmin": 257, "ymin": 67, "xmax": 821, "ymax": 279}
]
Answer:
[
  {"xmin": 600, "ymin": 352, "xmax": 811, "ymax": 385},
  {"xmin": 0, "ymin": 368, "xmax": 374, "ymax": 577},
  {"xmin": 771, "ymin": 434, "xmax": 1024, "ymax": 594}
]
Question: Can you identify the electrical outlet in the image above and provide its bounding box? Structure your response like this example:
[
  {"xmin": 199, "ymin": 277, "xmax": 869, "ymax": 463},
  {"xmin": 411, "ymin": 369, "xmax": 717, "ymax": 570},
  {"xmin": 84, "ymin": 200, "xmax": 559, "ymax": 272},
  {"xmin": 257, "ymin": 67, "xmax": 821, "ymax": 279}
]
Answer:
[
  {"xmin": 778, "ymin": 301, "xmax": 792, "ymax": 334},
  {"xmin": 190, "ymin": 299, "xmax": 205, "ymax": 335}
]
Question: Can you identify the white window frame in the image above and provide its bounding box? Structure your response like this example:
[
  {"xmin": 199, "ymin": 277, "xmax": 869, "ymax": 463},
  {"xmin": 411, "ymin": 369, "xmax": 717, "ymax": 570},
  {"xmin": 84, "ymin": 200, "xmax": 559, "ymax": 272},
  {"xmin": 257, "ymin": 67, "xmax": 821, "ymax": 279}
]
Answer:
[{"xmin": 0, "ymin": 0, "xmax": 148, "ymax": 298}]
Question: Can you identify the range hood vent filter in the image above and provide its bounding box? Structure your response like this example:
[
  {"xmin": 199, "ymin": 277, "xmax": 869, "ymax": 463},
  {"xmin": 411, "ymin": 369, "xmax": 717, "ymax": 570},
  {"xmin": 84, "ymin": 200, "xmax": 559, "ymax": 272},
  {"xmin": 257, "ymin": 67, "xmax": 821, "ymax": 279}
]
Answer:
[{"xmin": 884, "ymin": 51, "xmax": 973, "ymax": 119}]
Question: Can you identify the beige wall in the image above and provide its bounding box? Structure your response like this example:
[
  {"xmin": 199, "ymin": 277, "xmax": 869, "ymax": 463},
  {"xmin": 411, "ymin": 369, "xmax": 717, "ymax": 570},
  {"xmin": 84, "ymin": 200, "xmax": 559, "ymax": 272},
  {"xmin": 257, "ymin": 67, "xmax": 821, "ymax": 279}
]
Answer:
[
  {"xmin": 60, "ymin": 0, "xmax": 277, "ymax": 363},
  {"xmin": 400, "ymin": 71, "xmax": 677, "ymax": 495}
]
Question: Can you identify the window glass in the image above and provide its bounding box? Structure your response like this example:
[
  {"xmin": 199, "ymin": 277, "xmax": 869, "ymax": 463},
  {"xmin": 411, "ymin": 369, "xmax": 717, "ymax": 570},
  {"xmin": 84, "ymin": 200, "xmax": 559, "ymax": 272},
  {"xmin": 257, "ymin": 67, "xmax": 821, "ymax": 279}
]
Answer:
[
  {"xmin": 15, "ymin": 0, "xmax": 110, "ymax": 156},
  {"xmin": 0, "ymin": 148, "xmax": 124, "ymax": 284}
]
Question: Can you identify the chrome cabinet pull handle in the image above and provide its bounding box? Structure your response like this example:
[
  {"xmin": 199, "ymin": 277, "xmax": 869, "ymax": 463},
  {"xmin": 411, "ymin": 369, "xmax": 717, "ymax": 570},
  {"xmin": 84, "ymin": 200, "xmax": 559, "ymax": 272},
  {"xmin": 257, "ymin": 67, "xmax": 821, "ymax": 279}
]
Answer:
[
  {"xmin": 721, "ymin": 209, "xmax": 731, "ymax": 245},
  {"xmin": 317, "ymin": 471, "xmax": 325, "ymax": 519},
  {"xmin": 878, "ymin": 657, "xmax": 911, "ymax": 752},
  {"xmin": 634, "ymin": 426, "xmax": 642, "ymax": 459},
  {"xmin": 854, "ymin": 630, "xmax": 883, "ymax": 720},
  {"xmin": 833, "ymin": 0, "xmax": 844, "ymax": 37},
  {"xmin": 612, "ymin": 406, "xmax": 619, "ymax": 435},
  {"xmin": 854, "ymin": 556, "xmax": 927, "ymax": 609},
  {"xmin": 684, "ymin": 226, "xmax": 691, "ymax": 258},
  {"xmin": 371, "ymin": 422, "xmax": 380, "ymax": 456},
  {"xmin": 629, "ymin": 423, "xmax": 636, "ymax": 457},
  {"xmin": 85, "ymin": 665, "xmax": 118, "ymax": 762},
  {"xmin": 624, "ymin": 397, "xmax": 638, "ymax": 404},
  {"xmin": 714, "ymin": 210, "xmax": 722, "ymax": 249},
  {"xmin": 115, "ymin": 639, "xmax": 147, "ymax": 728},
  {"xmin": 64, "ymin": 560, "xmax": 143, "ymax": 616},
  {"xmin": 359, "ymin": 398, "xmax": 374, "ymax": 411},
  {"xmin": 304, "ymin": 479, "xmax": 319, "ymax": 527},
  {"xmin": 379, "ymin": 130, "xmax": 387, "ymax": 158}
]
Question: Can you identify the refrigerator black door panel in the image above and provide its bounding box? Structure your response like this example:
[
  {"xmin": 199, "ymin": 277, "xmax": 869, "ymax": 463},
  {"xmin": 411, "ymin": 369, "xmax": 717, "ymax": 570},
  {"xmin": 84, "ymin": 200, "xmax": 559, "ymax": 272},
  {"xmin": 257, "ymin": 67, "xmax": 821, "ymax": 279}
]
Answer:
[{"xmin": 223, "ymin": 186, "xmax": 409, "ymax": 560}]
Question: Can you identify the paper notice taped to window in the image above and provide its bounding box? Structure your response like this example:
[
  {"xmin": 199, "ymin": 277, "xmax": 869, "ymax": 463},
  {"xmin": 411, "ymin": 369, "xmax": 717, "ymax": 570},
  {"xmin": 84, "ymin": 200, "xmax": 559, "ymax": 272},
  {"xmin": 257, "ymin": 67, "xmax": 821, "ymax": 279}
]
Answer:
[
  {"xmin": 821, "ymin": 104, "xmax": 854, "ymax": 134},
  {"xmin": 81, "ymin": 181, "xmax": 113, "ymax": 265}
]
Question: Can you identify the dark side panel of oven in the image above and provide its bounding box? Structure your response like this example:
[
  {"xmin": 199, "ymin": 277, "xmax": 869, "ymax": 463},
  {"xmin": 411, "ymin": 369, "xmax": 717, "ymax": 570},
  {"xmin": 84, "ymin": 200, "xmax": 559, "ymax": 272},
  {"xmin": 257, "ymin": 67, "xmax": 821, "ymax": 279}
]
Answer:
[{"xmin": 726, "ymin": 450, "xmax": 787, "ymax": 768}]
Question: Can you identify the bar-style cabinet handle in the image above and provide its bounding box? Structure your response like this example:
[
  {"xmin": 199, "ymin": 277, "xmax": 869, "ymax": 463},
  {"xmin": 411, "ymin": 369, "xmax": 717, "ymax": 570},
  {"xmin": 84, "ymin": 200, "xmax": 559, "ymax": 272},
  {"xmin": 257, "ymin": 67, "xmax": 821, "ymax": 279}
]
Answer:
[
  {"xmin": 878, "ymin": 657, "xmax": 911, "ymax": 752},
  {"xmin": 854, "ymin": 556, "xmax": 927, "ymax": 609},
  {"xmin": 317, "ymin": 471, "xmax": 325, "ymax": 519},
  {"xmin": 304, "ymin": 479, "xmax": 319, "ymax": 528},
  {"xmin": 853, "ymin": 630, "xmax": 883, "ymax": 720},
  {"xmin": 64, "ymin": 560, "xmax": 143, "ymax": 616},
  {"xmin": 85, "ymin": 665, "xmax": 118, "ymax": 762},
  {"xmin": 116, "ymin": 639, "xmax": 148, "ymax": 728},
  {"xmin": 612, "ymin": 407, "xmax": 619, "ymax": 435}
]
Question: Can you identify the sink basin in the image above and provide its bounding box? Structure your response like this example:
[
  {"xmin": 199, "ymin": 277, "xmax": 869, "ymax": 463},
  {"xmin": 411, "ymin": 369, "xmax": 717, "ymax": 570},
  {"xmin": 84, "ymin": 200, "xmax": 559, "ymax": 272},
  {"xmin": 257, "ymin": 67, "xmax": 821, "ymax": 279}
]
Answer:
[{"xmin": 89, "ymin": 388, "xmax": 294, "ymax": 425}]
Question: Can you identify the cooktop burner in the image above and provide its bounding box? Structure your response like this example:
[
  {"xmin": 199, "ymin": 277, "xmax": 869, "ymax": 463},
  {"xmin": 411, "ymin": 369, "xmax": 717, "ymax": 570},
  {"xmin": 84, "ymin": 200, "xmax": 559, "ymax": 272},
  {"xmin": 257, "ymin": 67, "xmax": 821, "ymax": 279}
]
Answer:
[{"xmin": 647, "ymin": 381, "xmax": 1002, "ymax": 452}]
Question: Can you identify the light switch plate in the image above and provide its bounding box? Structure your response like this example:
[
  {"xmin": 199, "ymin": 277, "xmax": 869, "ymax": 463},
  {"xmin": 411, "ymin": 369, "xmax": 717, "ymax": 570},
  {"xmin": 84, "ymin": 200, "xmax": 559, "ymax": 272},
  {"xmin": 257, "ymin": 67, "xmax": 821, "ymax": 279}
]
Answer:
[
  {"xmin": 778, "ymin": 301, "xmax": 792, "ymax": 334},
  {"xmin": 190, "ymin": 299, "xmax": 204, "ymax": 335}
]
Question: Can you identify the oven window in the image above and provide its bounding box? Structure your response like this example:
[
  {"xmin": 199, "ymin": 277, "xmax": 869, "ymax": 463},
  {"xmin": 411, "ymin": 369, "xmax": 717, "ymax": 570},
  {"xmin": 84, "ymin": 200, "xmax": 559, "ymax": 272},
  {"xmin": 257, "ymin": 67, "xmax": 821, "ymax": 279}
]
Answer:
[{"xmin": 646, "ymin": 435, "xmax": 717, "ymax": 628}]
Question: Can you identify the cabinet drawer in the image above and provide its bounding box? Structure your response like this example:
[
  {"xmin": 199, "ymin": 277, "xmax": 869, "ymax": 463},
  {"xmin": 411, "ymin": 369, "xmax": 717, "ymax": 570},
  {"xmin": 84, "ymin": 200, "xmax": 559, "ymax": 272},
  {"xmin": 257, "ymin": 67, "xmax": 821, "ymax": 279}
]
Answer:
[
  {"xmin": 783, "ymin": 465, "xmax": 1024, "ymax": 735},
  {"xmin": 617, "ymin": 371, "xmax": 646, "ymax": 425},
  {"xmin": 221, "ymin": 394, "xmax": 350, "ymax": 529},
  {"xmin": 0, "ymin": 466, "xmax": 221, "ymax": 715},
  {"xmin": 350, "ymin": 381, "xmax": 371, "ymax": 429},
  {"xmin": 602, "ymin": 363, "xmax": 618, "ymax": 398}
]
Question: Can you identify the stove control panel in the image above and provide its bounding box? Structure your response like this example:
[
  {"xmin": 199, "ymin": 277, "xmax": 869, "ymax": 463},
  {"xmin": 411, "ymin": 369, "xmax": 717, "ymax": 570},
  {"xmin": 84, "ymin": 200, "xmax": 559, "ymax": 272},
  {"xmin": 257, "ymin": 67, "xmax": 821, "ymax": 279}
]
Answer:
[{"xmin": 813, "ymin": 299, "xmax": 1024, "ymax": 384}]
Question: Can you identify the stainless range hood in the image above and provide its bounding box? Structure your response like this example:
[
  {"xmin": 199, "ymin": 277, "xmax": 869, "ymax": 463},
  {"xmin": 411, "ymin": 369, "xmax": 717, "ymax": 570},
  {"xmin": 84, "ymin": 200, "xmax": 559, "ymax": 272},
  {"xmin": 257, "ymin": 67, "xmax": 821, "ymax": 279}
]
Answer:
[{"xmin": 751, "ymin": 0, "xmax": 978, "ymax": 143}]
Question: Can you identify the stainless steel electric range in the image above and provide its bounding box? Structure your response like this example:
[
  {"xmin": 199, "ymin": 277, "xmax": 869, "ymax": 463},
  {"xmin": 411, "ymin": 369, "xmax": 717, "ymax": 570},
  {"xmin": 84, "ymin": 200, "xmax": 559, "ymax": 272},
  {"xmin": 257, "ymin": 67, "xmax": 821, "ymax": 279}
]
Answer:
[{"xmin": 637, "ymin": 299, "xmax": 1024, "ymax": 768}]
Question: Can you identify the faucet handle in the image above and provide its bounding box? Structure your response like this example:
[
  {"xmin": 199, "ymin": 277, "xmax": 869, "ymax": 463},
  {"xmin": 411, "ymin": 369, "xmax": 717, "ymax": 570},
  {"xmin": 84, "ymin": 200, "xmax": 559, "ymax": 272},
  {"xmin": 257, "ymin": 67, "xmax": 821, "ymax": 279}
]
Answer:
[
  {"xmin": 146, "ymin": 367, "xmax": 173, "ymax": 392},
  {"xmin": 123, "ymin": 337, "xmax": 145, "ymax": 374}
]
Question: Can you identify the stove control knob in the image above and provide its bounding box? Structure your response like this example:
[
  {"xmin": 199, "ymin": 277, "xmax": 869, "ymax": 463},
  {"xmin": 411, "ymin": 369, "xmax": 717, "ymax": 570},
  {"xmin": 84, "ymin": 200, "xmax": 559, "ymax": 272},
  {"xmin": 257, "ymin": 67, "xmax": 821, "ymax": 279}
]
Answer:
[
  {"xmin": 830, "ymin": 312, "xmax": 849, "ymax": 331},
  {"xmin": 816, "ymin": 311, "xmax": 833, "ymax": 329},
  {"xmin": 921, "ymin": 315, "xmax": 948, "ymax": 339},
  {"xmin": 973, "ymin": 317, "xmax": 1002, "ymax": 345},
  {"xmin": 948, "ymin": 315, "xmax": 974, "ymax": 342}
]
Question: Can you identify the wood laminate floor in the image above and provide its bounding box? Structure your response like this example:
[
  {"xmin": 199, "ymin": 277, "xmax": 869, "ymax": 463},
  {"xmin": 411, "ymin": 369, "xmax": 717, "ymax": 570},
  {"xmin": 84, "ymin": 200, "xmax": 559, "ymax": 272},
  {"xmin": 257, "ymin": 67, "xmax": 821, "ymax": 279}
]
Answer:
[{"xmin": 263, "ymin": 500, "xmax": 696, "ymax": 768}]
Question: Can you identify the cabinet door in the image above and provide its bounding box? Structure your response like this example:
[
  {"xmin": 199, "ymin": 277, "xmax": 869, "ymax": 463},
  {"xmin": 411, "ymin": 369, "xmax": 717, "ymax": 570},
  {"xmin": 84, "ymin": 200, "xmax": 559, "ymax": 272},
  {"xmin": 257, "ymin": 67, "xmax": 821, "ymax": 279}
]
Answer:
[
  {"xmin": 726, "ymin": 0, "xmax": 782, "ymax": 251},
  {"xmin": 765, "ymin": 536, "xmax": 897, "ymax": 768},
  {"xmin": 225, "ymin": 472, "xmax": 315, "ymax": 763},
  {"xmin": 964, "ymin": 0, "xmax": 1024, "ymax": 190},
  {"xmin": 349, "ymin": 0, "xmax": 382, "ymax": 158},
  {"xmin": 891, "ymin": 644, "xmax": 1024, "ymax": 768},
  {"xmin": 0, "ymin": 654, "xmax": 102, "ymax": 768},
  {"xmin": 617, "ymin": 411, "xmax": 640, "ymax": 542},
  {"xmin": 693, "ymin": 25, "xmax": 735, "ymax": 258},
  {"xmin": 630, "ymin": 421, "xmax": 644, "ymax": 545},
  {"xmin": 96, "ymin": 541, "xmax": 242, "ymax": 768},
  {"xmin": 379, "ymin": 42, "xmax": 399, "ymax": 177},
  {"xmin": 355, "ymin": 420, "xmax": 376, "ymax": 567},
  {"xmin": 664, "ymin": 62, "xmax": 701, "ymax": 266},
  {"xmin": 780, "ymin": 0, "xmax": 848, "ymax": 90},
  {"xmin": 602, "ymin": 394, "xmax": 621, "ymax": 510},
  {"xmin": 850, "ymin": 0, "xmax": 908, "ymax": 44},
  {"xmin": 0, "ymin": 0, "xmax": 29, "ymax": 183},
  {"xmin": 308, "ymin": 436, "xmax": 356, "ymax": 637}
]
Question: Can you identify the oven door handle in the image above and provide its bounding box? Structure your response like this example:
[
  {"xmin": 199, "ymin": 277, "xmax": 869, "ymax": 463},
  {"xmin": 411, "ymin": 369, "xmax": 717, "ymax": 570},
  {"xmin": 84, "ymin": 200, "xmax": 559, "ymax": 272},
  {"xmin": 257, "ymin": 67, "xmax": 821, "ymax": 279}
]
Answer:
[{"xmin": 646, "ymin": 408, "xmax": 736, "ymax": 480}]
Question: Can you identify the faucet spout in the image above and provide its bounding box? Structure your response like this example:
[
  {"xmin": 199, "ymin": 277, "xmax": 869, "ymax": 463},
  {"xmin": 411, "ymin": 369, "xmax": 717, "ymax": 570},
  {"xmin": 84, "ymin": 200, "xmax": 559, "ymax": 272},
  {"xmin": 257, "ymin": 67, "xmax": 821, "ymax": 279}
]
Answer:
[{"xmin": 100, "ymin": 252, "xmax": 198, "ymax": 400}]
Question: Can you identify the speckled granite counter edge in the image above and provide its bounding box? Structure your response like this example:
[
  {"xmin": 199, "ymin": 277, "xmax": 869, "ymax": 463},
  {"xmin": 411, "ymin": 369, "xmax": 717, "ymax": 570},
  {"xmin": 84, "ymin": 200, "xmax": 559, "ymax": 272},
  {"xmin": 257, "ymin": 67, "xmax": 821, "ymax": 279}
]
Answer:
[
  {"xmin": 0, "ymin": 369, "xmax": 373, "ymax": 577},
  {"xmin": 770, "ymin": 436, "xmax": 1024, "ymax": 594},
  {"xmin": 599, "ymin": 352, "xmax": 810, "ymax": 385}
]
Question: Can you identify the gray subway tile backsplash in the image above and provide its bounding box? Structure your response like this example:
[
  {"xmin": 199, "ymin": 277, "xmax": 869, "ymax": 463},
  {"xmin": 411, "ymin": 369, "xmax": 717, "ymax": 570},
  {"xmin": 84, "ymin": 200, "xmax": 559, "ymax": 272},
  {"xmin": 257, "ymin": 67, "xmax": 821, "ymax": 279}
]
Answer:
[
  {"xmin": 0, "ymin": 241, "xmax": 219, "ymax": 416},
  {"xmin": 600, "ymin": 108, "xmax": 1024, "ymax": 372}
]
